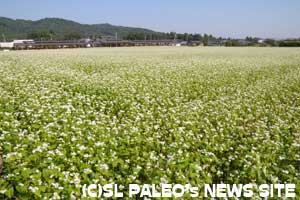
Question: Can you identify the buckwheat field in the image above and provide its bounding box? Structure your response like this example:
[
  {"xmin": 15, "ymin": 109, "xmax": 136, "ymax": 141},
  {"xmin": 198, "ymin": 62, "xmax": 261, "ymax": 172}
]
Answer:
[{"xmin": 0, "ymin": 47, "xmax": 300, "ymax": 199}]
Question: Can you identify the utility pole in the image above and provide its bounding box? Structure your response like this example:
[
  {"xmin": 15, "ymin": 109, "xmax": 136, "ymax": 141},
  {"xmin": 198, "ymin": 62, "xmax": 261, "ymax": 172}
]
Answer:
[
  {"xmin": 174, "ymin": 32, "xmax": 177, "ymax": 46},
  {"xmin": 2, "ymin": 34, "xmax": 6, "ymax": 42},
  {"xmin": 115, "ymin": 32, "xmax": 118, "ymax": 47}
]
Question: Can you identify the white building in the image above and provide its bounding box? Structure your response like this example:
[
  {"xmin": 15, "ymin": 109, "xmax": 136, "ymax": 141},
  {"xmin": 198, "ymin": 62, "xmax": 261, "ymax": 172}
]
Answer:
[
  {"xmin": 0, "ymin": 39, "xmax": 34, "ymax": 49},
  {"xmin": 13, "ymin": 39, "xmax": 34, "ymax": 43},
  {"xmin": 0, "ymin": 42, "xmax": 14, "ymax": 48},
  {"xmin": 258, "ymin": 39, "xmax": 265, "ymax": 44}
]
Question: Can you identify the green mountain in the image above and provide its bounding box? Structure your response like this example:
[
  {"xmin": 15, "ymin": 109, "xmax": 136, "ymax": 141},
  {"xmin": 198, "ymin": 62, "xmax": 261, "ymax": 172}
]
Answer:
[{"xmin": 0, "ymin": 17, "xmax": 155, "ymax": 41}]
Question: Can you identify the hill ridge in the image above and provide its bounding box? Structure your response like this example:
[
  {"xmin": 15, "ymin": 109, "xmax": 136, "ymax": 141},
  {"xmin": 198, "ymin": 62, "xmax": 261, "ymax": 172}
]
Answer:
[{"xmin": 0, "ymin": 17, "xmax": 155, "ymax": 41}]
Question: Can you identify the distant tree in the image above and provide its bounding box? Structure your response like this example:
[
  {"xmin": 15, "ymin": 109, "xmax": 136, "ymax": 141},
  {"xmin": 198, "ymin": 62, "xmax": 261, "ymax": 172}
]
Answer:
[
  {"xmin": 245, "ymin": 36, "xmax": 259, "ymax": 43},
  {"xmin": 124, "ymin": 31, "xmax": 218, "ymax": 43},
  {"xmin": 89, "ymin": 34, "xmax": 102, "ymax": 40},
  {"xmin": 192, "ymin": 34, "xmax": 201, "ymax": 41},
  {"xmin": 208, "ymin": 34, "xmax": 214, "ymax": 40},
  {"xmin": 169, "ymin": 32, "xmax": 176, "ymax": 40},
  {"xmin": 245, "ymin": 36, "xmax": 252, "ymax": 41},
  {"xmin": 264, "ymin": 39, "xmax": 277, "ymax": 46},
  {"xmin": 225, "ymin": 40, "xmax": 232, "ymax": 46},
  {"xmin": 124, "ymin": 32, "xmax": 144, "ymax": 40},
  {"xmin": 183, "ymin": 33, "xmax": 188, "ymax": 41},
  {"xmin": 49, "ymin": 30, "xmax": 55, "ymax": 40},
  {"xmin": 225, "ymin": 40, "xmax": 240, "ymax": 46},
  {"xmin": 27, "ymin": 31, "xmax": 52, "ymax": 40},
  {"xmin": 202, "ymin": 34, "xmax": 209, "ymax": 46},
  {"xmin": 278, "ymin": 40, "xmax": 300, "ymax": 47},
  {"xmin": 64, "ymin": 32, "xmax": 82, "ymax": 40}
]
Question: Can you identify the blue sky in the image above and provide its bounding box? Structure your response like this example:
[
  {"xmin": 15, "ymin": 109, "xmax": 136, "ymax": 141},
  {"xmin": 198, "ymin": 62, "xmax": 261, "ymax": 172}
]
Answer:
[{"xmin": 1, "ymin": 0, "xmax": 300, "ymax": 38}]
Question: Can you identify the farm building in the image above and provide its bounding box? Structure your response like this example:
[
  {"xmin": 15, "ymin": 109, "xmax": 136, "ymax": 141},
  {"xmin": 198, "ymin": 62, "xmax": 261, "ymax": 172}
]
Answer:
[
  {"xmin": 0, "ymin": 42, "xmax": 14, "ymax": 49},
  {"xmin": 0, "ymin": 40, "xmax": 34, "ymax": 49}
]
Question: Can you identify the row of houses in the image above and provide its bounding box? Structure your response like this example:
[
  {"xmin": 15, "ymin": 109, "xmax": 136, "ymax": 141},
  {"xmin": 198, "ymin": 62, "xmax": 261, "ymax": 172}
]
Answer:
[
  {"xmin": 0, "ymin": 38, "xmax": 270, "ymax": 50},
  {"xmin": 0, "ymin": 39, "xmax": 207, "ymax": 50},
  {"xmin": 0, "ymin": 39, "xmax": 180, "ymax": 50},
  {"xmin": 206, "ymin": 39, "xmax": 262, "ymax": 46}
]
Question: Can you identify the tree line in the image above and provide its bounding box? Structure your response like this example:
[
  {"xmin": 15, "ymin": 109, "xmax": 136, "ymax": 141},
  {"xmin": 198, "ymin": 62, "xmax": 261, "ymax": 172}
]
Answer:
[
  {"xmin": 27, "ymin": 30, "xmax": 220, "ymax": 43},
  {"xmin": 27, "ymin": 30, "xmax": 83, "ymax": 41},
  {"xmin": 123, "ymin": 32, "xmax": 221, "ymax": 45},
  {"xmin": 26, "ymin": 30, "xmax": 300, "ymax": 47}
]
